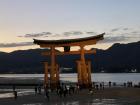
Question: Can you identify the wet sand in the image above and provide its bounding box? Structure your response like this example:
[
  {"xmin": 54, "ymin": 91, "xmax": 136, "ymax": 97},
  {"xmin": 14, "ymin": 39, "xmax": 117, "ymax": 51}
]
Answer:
[
  {"xmin": 0, "ymin": 87, "xmax": 140, "ymax": 105},
  {"xmin": 0, "ymin": 77, "xmax": 140, "ymax": 104}
]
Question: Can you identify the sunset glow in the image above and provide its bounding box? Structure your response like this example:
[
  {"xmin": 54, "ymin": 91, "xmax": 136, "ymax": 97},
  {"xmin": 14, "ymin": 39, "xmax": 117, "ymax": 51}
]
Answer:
[{"xmin": 0, "ymin": 0, "xmax": 140, "ymax": 52}]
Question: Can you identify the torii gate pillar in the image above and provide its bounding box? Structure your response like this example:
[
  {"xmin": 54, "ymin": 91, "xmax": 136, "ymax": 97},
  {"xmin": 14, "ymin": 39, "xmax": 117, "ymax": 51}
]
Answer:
[
  {"xmin": 76, "ymin": 46, "xmax": 92, "ymax": 88},
  {"xmin": 44, "ymin": 46, "xmax": 60, "ymax": 89}
]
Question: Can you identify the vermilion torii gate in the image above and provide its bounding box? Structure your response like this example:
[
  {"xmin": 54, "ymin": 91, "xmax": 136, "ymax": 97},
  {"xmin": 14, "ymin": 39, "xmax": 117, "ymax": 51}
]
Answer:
[{"xmin": 33, "ymin": 33, "xmax": 104, "ymax": 88}]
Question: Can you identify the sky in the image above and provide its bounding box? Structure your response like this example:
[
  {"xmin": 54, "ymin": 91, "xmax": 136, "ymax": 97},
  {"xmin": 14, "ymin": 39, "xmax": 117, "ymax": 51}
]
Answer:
[{"xmin": 0, "ymin": 0, "xmax": 140, "ymax": 52}]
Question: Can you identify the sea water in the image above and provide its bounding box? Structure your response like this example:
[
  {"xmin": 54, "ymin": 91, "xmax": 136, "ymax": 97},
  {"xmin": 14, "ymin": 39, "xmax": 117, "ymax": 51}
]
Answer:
[{"xmin": 0, "ymin": 73, "xmax": 140, "ymax": 83}]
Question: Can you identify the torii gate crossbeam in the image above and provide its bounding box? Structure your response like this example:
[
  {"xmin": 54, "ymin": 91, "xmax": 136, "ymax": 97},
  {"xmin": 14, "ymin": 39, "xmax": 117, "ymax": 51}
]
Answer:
[{"xmin": 33, "ymin": 33, "xmax": 105, "ymax": 88}]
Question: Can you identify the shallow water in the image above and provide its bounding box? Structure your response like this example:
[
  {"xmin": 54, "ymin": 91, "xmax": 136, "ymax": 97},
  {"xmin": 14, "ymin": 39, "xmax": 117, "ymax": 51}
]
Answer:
[
  {"xmin": 0, "ymin": 89, "xmax": 140, "ymax": 105},
  {"xmin": 20, "ymin": 98, "xmax": 140, "ymax": 105},
  {"xmin": 0, "ymin": 73, "xmax": 140, "ymax": 105},
  {"xmin": 0, "ymin": 73, "xmax": 140, "ymax": 84}
]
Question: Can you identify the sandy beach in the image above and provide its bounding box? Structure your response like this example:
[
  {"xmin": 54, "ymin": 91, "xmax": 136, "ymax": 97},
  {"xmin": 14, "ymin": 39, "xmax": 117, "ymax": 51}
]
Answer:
[
  {"xmin": 0, "ymin": 77, "xmax": 140, "ymax": 105},
  {"xmin": 0, "ymin": 87, "xmax": 140, "ymax": 105}
]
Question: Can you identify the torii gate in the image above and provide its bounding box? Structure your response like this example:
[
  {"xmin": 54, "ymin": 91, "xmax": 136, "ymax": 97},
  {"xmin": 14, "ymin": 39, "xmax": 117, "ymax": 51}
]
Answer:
[{"xmin": 33, "ymin": 33, "xmax": 104, "ymax": 88}]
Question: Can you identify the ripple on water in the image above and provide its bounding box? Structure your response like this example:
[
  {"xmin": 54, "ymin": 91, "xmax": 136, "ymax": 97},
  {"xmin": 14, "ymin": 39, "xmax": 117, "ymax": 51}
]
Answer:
[{"xmin": 22, "ymin": 103, "xmax": 42, "ymax": 105}]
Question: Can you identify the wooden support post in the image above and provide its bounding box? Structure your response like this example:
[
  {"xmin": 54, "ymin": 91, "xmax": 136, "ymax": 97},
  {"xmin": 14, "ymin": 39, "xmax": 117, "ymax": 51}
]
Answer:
[
  {"xmin": 76, "ymin": 61, "xmax": 82, "ymax": 86},
  {"xmin": 44, "ymin": 62, "xmax": 48, "ymax": 87},
  {"xmin": 80, "ymin": 45, "xmax": 88, "ymax": 87},
  {"xmin": 56, "ymin": 64, "xmax": 60, "ymax": 85},
  {"xmin": 50, "ymin": 46, "xmax": 56, "ymax": 88},
  {"xmin": 87, "ymin": 61, "xmax": 92, "ymax": 87}
]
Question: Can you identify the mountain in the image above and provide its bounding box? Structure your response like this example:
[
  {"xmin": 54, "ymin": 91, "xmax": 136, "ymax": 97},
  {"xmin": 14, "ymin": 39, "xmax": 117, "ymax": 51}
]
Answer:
[
  {"xmin": 0, "ymin": 49, "xmax": 49, "ymax": 73},
  {"xmin": 0, "ymin": 41, "xmax": 140, "ymax": 73},
  {"xmin": 94, "ymin": 41, "xmax": 140, "ymax": 72}
]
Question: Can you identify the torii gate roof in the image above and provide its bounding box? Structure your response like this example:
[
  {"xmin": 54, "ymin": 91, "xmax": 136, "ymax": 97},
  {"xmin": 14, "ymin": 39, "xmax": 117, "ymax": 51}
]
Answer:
[{"xmin": 33, "ymin": 33, "xmax": 105, "ymax": 47}]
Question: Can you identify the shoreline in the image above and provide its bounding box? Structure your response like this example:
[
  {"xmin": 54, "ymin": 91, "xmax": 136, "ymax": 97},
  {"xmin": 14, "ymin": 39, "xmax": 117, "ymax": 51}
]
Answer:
[
  {"xmin": 0, "ymin": 87, "xmax": 140, "ymax": 105},
  {"xmin": 0, "ymin": 74, "xmax": 140, "ymax": 104}
]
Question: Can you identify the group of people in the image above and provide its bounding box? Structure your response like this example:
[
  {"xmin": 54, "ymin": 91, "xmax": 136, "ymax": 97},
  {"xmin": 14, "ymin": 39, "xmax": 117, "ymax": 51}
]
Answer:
[
  {"xmin": 12, "ymin": 81, "xmax": 137, "ymax": 101},
  {"xmin": 108, "ymin": 81, "xmax": 134, "ymax": 87},
  {"xmin": 12, "ymin": 85, "xmax": 17, "ymax": 99},
  {"xmin": 56, "ymin": 83, "xmax": 75, "ymax": 97},
  {"xmin": 33, "ymin": 83, "xmax": 77, "ymax": 100},
  {"xmin": 34, "ymin": 85, "xmax": 42, "ymax": 94},
  {"xmin": 92, "ymin": 82, "xmax": 105, "ymax": 90},
  {"xmin": 50, "ymin": 83, "xmax": 77, "ymax": 99},
  {"xmin": 123, "ymin": 81, "xmax": 133, "ymax": 87},
  {"xmin": 126, "ymin": 81, "xmax": 133, "ymax": 87}
]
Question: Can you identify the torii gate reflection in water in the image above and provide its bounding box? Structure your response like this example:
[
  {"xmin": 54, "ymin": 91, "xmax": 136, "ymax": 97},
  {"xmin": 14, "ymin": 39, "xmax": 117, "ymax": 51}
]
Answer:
[{"xmin": 33, "ymin": 33, "xmax": 104, "ymax": 89}]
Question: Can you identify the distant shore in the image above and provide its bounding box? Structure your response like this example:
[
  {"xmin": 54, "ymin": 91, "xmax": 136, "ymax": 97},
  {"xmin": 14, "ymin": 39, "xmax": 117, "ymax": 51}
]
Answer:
[{"xmin": 0, "ymin": 72, "xmax": 140, "ymax": 74}]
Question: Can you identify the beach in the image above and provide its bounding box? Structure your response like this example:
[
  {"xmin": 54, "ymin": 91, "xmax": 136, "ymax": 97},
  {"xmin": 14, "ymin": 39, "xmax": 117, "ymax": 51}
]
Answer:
[
  {"xmin": 0, "ymin": 74, "xmax": 140, "ymax": 105},
  {"xmin": 0, "ymin": 87, "xmax": 140, "ymax": 105}
]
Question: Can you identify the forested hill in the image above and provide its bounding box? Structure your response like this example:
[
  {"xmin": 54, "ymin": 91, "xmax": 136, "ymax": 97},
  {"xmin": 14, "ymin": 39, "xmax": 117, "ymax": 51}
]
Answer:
[{"xmin": 0, "ymin": 41, "xmax": 140, "ymax": 73}]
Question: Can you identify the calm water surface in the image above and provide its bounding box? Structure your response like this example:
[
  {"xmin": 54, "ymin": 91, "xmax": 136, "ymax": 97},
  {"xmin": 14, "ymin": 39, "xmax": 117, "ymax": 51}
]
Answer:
[{"xmin": 0, "ymin": 73, "xmax": 140, "ymax": 84}]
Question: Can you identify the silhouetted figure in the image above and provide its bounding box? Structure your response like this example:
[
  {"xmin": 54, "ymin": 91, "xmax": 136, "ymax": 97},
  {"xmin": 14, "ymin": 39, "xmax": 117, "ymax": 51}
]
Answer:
[
  {"xmin": 58, "ymin": 86, "xmax": 63, "ymax": 98},
  {"xmin": 75, "ymin": 84, "xmax": 80, "ymax": 93},
  {"xmin": 127, "ymin": 81, "xmax": 133, "ymax": 87},
  {"xmin": 13, "ymin": 91, "xmax": 17, "ymax": 100},
  {"xmin": 130, "ymin": 81, "xmax": 133, "ymax": 87},
  {"xmin": 100, "ymin": 83, "xmax": 102, "ymax": 90},
  {"xmin": 92, "ymin": 82, "xmax": 95, "ymax": 89},
  {"xmin": 38, "ymin": 85, "xmax": 41, "ymax": 94},
  {"xmin": 13, "ymin": 85, "xmax": 16, "ymax": 91},
  {"xmin": 113, "ymin": 82, "xmax": 116, "ymax": 86},
  {"xmin": 124, "ymin": 83, "xmax": 126, "ymax": 87},
  {"xmin": 63, "ymin": 86, "xmax": 68, "ymax": 97},
  {"xmin": 68, "ymin": 85, "xmax": 74, "ymax": 94},
  {"xmin": 35, "ymin": 86, "xmax": 37, "ymax": 94},
  {"xmin": 70, "ymin": 85, "xmax": 75, "ymax": 94},
  {"xmin": 56, "ymin": 85, "xmax": 61, "ymax": 95},
  {"xmin": 59, "ymin": 89, "xmax": 63, "ymax": 98},
  {"xmin": 45, "ymin": 87, "xmax": 50, "ymax": 100},
  {"xmin": 109, "ymin": 81, "xmax": 111, "ymax": 87},
  {"xmin": 102, "ymin": 82, "xmax": 105, "ymax": 90},
  {"xmin": 139, "ymin": 82, "xmax": 140, "ymax": 87},
  {"xmin": 95, "ymin": 84, "xmax": 99, "ymax": 90},
  {"xmin": 89, "ymin": 87, "xmax": 94, "ymax": 95},
  {"xmin": 127, "ymin": 81, "xmax": 129, "ymax": 87}
]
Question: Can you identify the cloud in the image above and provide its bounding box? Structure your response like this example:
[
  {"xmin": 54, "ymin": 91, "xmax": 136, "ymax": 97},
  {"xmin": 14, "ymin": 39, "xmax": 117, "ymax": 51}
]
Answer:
[
  {"xmin": 18, "ymin": 32, "xmax": 52, "ymax": 38},
  {"xmin": 111, "ymin": 28, "xmax": 120, "ymax": 32},
  {"xmin": 131, "ymin": 31, "xmax": 139, "ymax": 34},
  {"xmin": 0, "ymin": 42, "xmax": 34, "ymax": 48},
  {"xmin": 100, "ymin": 30, "xmax": 140, "ymax": 44},
  {"xmin": 63, "ymin": 31, "xmax": 83, "ymax": 36},
  {"xmin": 99, "ymin": 36, "xmax": 128, "ymax": 43},
  {"xmin": 123, "ymin": 28, "xmax": 129, "ymax": 30},
  {"xmin": 110, "ymin": 27, "xmax": 130, "ymax": 32},
  {"xmin": 18, "ymin": 31, "xmax": 99, "ymax": 39},
  {"xmin": 86, "ymin": 31, "xmax": 97, "ymax": 35}
]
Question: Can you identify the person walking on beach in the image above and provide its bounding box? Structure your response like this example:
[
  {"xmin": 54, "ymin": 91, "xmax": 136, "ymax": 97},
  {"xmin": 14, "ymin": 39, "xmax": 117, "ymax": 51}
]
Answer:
[
  {"xmin": 13, "ymin": 90, "xmax": 17, "ymax": 100},
  {"xmin": 63, "ymin": 85, "xmax": 68, "ymax": 97},
  {"xmin": 45, "ymin": 87, "xmax": 50, "ymax": 100},
  {"xmin": 38, "ymin": 85, "xmax": 41, "ymax": 94},
  {"xmin": 13, "ymin": 85, "xmax": 16, "ymax": 91},
  {"xmin": 35, "ymin": 86, "xmax": 38, "ymax": 94},
  {"xmin": 100, "ymin": 82, "xmax": 105, "ymax": 90},
  {"xmin": 75, "ymin": 84, "xmax": 80, "ymax": 93},
  {"xmin": 102, "ymin": 82, "xmax": 105, "ymax": 90},
  {"xmin": 70, "ymin": 85, "xmax": 75, "ymax": 94},
  {"xmin": 95, "ymin": 84, "xmax": 99, "ymax": 90},
  {"xmin": 109, "ymin": 81, "xmax": 111, "ymax": 87},
  {"xmin": 59, "ymin": 87, "xmax": 63, "ymax": 98}
]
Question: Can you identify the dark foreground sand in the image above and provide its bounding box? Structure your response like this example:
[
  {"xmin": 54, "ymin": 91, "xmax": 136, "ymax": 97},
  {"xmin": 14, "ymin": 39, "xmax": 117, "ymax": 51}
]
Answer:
[{"xmin": 0, "ymin": 87, "xmax": 140, "ymax": 105}]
